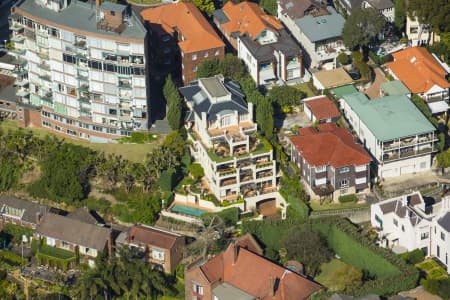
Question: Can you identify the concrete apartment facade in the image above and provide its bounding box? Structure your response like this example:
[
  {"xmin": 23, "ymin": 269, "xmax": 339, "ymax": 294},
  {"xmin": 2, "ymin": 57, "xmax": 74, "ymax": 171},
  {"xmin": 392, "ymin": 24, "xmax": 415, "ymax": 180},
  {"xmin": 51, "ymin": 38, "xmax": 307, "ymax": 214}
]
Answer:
[
  {"xmin": 406, "ymin": 16, "xmax": 440, "ymax": 47},
  {"xmin": 180, "ymin": 75, "xmax": 280, "ymax": 209},
  {"xmin": 9, "ymin": 0, "xmax": 150, "ymax": 141},
  {"xmin": 277, "ymin": 1, "xmax": 345, "ymax": 69},
  {"xmin": 371, "ymin": 192, "xmax": 450, "ymax": 273},
  {"xmin": 340, "ymin": 92, "xmax": 437, "ymax": 179}
]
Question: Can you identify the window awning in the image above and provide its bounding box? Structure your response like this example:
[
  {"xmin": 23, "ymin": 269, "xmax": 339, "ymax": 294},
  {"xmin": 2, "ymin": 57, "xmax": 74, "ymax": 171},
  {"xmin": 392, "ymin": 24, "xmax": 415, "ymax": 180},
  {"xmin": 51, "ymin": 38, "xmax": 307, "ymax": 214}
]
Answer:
[{"xmin": 427, "ymin": 101, "xmax": 449, "ymax": 114}]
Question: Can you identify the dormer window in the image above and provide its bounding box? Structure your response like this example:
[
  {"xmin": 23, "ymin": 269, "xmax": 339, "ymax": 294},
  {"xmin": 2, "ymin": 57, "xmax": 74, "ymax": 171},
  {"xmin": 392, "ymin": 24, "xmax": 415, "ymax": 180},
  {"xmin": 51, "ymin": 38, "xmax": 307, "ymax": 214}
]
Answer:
[{"xmin": 111, "ymin": 11, "xmax": 115, "ymax": 16}]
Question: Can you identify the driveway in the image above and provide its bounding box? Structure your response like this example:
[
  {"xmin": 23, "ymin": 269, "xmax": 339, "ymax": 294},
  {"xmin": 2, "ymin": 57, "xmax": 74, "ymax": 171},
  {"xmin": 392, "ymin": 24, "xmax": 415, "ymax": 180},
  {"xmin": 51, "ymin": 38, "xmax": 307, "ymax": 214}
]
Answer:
[
  {"xmin": 399, "ymin": 286, "xmax": 442, "ymax": 300},
  {"xmin": 364, "ymin": 67, "xmax": 388, "ymax": 99}
]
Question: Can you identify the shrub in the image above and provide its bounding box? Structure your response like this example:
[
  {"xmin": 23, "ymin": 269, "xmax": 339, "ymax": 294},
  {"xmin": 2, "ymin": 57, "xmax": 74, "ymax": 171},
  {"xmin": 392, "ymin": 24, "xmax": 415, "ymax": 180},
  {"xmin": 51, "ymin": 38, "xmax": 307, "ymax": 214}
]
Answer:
[
  {"xmin": 338, "ymin": 194, "xmax": 358, "ymax": 203},
  {"xmin": 400, "ymin": 249, "xmax": 425, "ymax": 265},
  {"xmin": 159, "ymin": 168, "xmax": 177, "ymax": 192},
  {"xmin": 202, "ymin": 207, "xmax": 239, "ymax": 227},
  {"xmin": 0, "ymin": 251, "xmax": 26, "ymax": 266},
  {"xmin": 337, "ymin": 52, "xmax": 350, "ymax": 65},
  {"xmin": 352, "ymin": 51, "xmax": 364, "ymax": 63},
  {"xmin": 188, "ymin": 163, "xmax": 204, "ymax": 181}
]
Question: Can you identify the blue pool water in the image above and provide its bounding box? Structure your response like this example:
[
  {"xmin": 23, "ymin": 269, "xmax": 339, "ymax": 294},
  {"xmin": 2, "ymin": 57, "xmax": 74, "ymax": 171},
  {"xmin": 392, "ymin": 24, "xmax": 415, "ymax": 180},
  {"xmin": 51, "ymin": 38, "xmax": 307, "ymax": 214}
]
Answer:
[{"xmin": 171, "ymin": 204, "xmax": 207, "ymax": 217}]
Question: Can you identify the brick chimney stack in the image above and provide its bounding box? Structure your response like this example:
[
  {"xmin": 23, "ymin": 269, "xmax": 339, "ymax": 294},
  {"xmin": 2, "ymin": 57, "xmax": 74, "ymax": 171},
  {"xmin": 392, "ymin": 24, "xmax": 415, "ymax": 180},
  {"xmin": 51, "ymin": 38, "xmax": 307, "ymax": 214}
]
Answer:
[{"xmin": 96, "ymin": 0, "xmax": 100, "ymax": 11}]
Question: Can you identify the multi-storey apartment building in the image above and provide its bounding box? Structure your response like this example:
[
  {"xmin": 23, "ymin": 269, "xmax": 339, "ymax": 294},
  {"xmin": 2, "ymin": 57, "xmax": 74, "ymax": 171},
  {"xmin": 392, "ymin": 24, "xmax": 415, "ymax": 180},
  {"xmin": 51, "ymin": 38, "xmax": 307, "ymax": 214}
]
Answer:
[
  {"xmin": 179, "ymin": 75, "xmax": 278, "ymax": 205},
  {"xmin": 9, "ymin": 0, "xmax": 149, "ymax": 141},
  {"xmin": 277, "ymin": 0, "xmax": 345, "ymax": 69},
  {"xmin": 340, "ymin": 92, "xmax": 437, "ymax": 179},
  {"xmin": 141, "ymin": 2, "xmax": 225, "ymax": 85},
  {"xmin": 289, "ymin": 123, "xmax": 371, "ymax": 201}
]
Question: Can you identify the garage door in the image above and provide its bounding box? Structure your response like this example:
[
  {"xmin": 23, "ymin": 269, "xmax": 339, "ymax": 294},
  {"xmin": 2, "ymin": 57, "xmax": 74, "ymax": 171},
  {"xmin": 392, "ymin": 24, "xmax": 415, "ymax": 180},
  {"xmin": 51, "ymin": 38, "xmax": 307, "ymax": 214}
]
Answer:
[
  {"xmin": 381, "ymin": 169, "xmax": 396, "ymax": 178},
  {"xmin": 400, "ymin": 165, "xmax": 415, "ymax": 175}
]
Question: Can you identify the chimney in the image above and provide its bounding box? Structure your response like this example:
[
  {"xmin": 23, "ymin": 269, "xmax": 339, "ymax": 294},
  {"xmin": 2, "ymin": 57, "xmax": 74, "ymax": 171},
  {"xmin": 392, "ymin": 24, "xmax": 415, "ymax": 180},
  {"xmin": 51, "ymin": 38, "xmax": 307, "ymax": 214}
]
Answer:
[
  {"xmin": 269, "ymin": 276, "xmax": 275, "ymax": 297},
  {"xmin": 96, "ymin": 0, "xmax": 101, "ymax": 10},
  {"xmin": 233, "ymin": 242, "xmax": 238, "ymax": 265},
  {"xmin": 35, "ymin": 212, "xmax": 41, "ymax": 225}
]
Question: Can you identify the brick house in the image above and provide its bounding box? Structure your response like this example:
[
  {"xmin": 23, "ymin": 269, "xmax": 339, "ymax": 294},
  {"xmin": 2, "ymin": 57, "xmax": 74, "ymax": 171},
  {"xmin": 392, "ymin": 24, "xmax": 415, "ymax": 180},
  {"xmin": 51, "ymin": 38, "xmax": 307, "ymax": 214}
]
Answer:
[
  {"xmin": 185, "ymin": 237, "xmax": 321, "ymax": 299},
  {"xmin": 34, "ymin": 213, "xmax": 112, "ymax": 264},
  {"xmin": 289, "ymin": 123, "xmax": 371, "ymax": 201},
  {"xmin": 141, "ymin": 2, "xmax": 225, "ymax": 85},
  {"xmin": 116, "ymin": 225, "xmax": 185, "ymax": 273}
]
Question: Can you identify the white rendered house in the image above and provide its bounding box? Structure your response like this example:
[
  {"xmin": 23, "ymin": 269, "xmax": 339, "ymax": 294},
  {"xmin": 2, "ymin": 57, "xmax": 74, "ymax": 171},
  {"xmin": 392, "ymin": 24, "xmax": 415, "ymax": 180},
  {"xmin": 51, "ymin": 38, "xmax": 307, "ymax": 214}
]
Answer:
[
  {"xmin": 406, "ymin": 16, "xmax": 440, "ymax": 46},
  {"xmin": 361, "ymin": 0, "xmax": 394, "ymax": 22},
  {"xmin": 340, "ymin": 92, "xmax": 437, "ymax": 179},
  {"xmin": 372, "ymin": 193, "xmax": 450, "ymax": 273},
  {"xmin": 277, "ymin": 1, "xmax": 345, "ymax": 69}
]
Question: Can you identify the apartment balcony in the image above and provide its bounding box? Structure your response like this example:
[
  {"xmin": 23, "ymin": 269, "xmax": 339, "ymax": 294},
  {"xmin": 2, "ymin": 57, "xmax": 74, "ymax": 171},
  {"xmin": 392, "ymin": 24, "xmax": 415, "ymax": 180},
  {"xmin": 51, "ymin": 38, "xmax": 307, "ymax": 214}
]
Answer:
[
  {"xmin": 38, "ymin": 62, "xmax": 51, "ymax": 71},
  {"xmin": 12, "ymin": 68, "xmax": 27, "ymax": 76},
  {"xmin": 78, "ymin": 96, "xmax": 90, "ymax": 104},
  {"xmin": 220, "ymin": 178, "xmax": 237, "ymax": 187},
  {"xmin": 256, "ymin": 171, "xmax": 273, "ymax": 180},
  {"xmin": 39, "ymin": 74, "xmax": 51, "ymax": 82},
  {"xmin": 256, "ymin": 161, "xmax": 273, "ymax": 169},
  {"xmin": 40, "ymin": 93, "xmax": 53, "ymax": 103},
  {"xmin": 77, "ymin": 84, "xmax": 89, "ymax": 92},
  {"xmin": 240, "ymin": 174, "xmax": 254, "ymax": 183},
  {"xmin": 10, "ymin": 23, "xmax": 24, "ymax": 32},
  {"xmin": 383, "ymin": 147, "xmax": 435, "ymax": 162},
  {"xmin": 383, "ymin": 135, "xmax": 436, "ymax": 150},
  {"xmin": 9, "ymin": 48, "xmax": 26, "ymax": 55},
  {"xmin": 37, "ymin": 51, "xmax": 49, "ymax": 60},
  {"xmin": 73, "ymin": 40, "xmax": 87, "ymax": 50},
  {"xmin": 218, "ymin": 168, "xmax": 237, "ymax": 178},
  {"xmin": 10, "ymin": 35, "xmax": 25, "ymax": 43},
  {"xmin": 119, "ymin": 82, "xmax": 132, "ymax": 90},
  {"xmin": 15, "ymin": 77, "xmax": 29, "ymax": 86},
  {"xmin": 16, "ymin": 88, "xmax": 30, "ymax": 97},
  {"xmin": 220, "ymin": 193, "xmax": 238, "ymax": 202}
]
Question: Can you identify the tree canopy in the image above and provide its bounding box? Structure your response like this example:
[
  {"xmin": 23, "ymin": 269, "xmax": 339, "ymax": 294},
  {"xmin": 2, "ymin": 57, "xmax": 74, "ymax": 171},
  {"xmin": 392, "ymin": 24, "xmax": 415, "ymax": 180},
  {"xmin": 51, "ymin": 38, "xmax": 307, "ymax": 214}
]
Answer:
[
  {"xmin": 183, "ymin": 0, "xmax": 215, "ymax": 16},
  {"xmin": 196, "ymin": 54, "xmax": 246, "ymax": 81},
  {"xmin": 259, "ymin": 0, "xmax": 277, "ymax": 16},
  {"xmin": 255, "ymin": 95, "xmax": 274, "ymax": 140},
  {"xmin": 163, "ymin": 75, "xmax": 183, "ymax": 130},
  {"xmin": 342, "ymin": 8, "xmax": 386, "ymax": 50},
  {"xmin": 268, "ymin": 86, "xmax": 306, "ymax": 111},
  {"xmin": 394, "ymin": 0, "xmax": 406, "ymax": 33},
  {"xmin": 407, "ymin": 0, "xmax": 450, "ymax": 33}
]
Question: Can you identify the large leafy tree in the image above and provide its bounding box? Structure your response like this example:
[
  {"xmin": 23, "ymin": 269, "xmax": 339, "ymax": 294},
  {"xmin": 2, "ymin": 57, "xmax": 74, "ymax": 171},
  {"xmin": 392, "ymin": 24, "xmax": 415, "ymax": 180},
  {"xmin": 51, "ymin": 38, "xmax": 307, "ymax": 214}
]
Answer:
[
  {"xmin": 183, "ymin": 0, "xmax": 215, "ymax": 16},
  {"xmin": 281, "ymin": 224, "xmax": 332, "ymax": 276},
  {"xmin": 260, "ymin": 0, "xmax": 277, "ymax": 16},
  {"xmin": 268, "ymin": 85, "xmax": 306, "ymax": 111},
  {"xmin": 342, "ymin": 8, "xmax": 386, "ymax": 50},
  {"xmin": 394, "ymin": 0, "xmax": 406, "ymax": 33}
]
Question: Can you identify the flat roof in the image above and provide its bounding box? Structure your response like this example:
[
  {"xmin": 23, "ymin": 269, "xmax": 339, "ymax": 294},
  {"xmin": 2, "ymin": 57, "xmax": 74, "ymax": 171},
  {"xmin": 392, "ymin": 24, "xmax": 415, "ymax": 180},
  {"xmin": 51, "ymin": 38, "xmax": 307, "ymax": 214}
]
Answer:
[
  {"xmin": 342, "ymin": 92, "xmax": 435, "ymax": 141},
  {"xmin": 380, "ymin": 80, "xmax": 410, "ymax": 96},
  {"xmin": 14, "ymin": 0, "xmax": 146, "ymax": 41},
  {"xmin": 332, "ymin": 84, "xmax": 358, "ymax": 98},
  {"xmin": 200, "ymin": 77, "xmax": 229, "ymax": 98},
  {"xmin": 427, "ymin": 101, "xmax": 450, "ymax": 114},
  {"xmin": 314, "ymin": 67, "xmax": 353, "ymax": 89},
  {"xmin": 294, "ymin": 6, "xmax": 344, "ymax": 42},
  {"xmin": 213, "ymin": 283, "xmax": 254, "ymax": 300}
]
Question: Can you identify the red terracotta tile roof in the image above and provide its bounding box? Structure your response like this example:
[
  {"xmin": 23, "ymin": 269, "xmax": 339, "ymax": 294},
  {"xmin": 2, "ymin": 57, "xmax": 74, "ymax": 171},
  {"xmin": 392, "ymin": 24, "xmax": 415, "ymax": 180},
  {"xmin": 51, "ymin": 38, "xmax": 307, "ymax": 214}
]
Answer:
[
  {"xmin": 290, "ymin": 126, "xmax": 371, "ymax": 168},
  {"xmin": 318, "ymin": 122, "xmax": 338, "ymax": 132},
  {"xmin": 141, "ymin": 2, "xmax": 225, "ymax": 54},
  {"xmin": 304, "ymin": 96, "xmax": 340, "ymax": 121},
  {"xmin": 298, "ymin": 127, "xmax": 317, "ymax": 136},
  {"xmin": 199, "ymin": 243, "xmax": 321, "ymax": 299},
  {"xmin": 127, "ymin": 225, "xmax": 181, "ymax": 250},
  {"xmin": 221, "ymin": 1, "xmax": 283, "ymax": 39},
  {"xmin": 387, "ymin": 47, "xmax": 450, "ymax": 94},
  {"xmin": 235, "ymin": 233, "xmax": 264, "ymax": 256}
]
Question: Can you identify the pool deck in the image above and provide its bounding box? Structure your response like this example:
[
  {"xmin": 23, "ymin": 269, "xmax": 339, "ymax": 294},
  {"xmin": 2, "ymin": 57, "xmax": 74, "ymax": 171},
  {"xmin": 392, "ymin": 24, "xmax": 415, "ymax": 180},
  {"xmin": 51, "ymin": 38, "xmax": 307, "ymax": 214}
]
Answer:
[{"xmin": 170, "ymin": 201, "xmax": 215, "ymax": 212}]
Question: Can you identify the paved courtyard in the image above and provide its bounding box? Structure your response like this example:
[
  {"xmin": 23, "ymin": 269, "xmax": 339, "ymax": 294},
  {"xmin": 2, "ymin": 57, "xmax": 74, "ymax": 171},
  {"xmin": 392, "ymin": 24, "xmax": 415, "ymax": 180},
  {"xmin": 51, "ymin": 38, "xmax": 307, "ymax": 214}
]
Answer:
[
  {"xmin": 275, "ymin": 112, "xmax": 312, "ymax": 130},
  {"xmin": 364, "ymin": 67, "xmax": 388, "ymax": 99},
  {"xmin": 380, "ymin": 171, "xmax": 450, "ymax": 195}
]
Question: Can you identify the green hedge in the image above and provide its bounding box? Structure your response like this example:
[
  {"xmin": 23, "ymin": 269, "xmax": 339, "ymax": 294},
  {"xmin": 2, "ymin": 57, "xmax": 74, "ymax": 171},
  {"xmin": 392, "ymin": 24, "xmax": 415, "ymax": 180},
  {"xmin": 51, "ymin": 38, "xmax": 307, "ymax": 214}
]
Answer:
[
  {"xmin": 400, "ymin": 249, "xmax": 425, "ymax": 265},
  {"xmin": 160, "ymin": 168, "xmax": 177, "ymax": 192},
  {"xmin": 338, "ymin": 194, "xmax": 358, "ymax": 203},
  {"xmin": 0, "ymin": 250, "xmax": 26, "ymax": 266},
  {"xmin": 312, "ymin": 217, "xmax": 418, "ymax": 296}
]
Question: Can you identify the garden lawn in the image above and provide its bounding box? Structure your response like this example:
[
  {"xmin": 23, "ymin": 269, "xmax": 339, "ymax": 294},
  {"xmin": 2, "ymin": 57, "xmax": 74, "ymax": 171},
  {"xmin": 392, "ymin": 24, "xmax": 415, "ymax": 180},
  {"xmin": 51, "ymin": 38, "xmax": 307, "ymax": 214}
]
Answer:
[
  {"xmin": 310, "ymin": 200, "xmax": 369, "ymax": 211},
  {"xmin": 38, "ymin": 243, "xmax": 75, "ymax": 260},
  {"xmin": 0, "ymin": 120, "xmax": 161, "ymax": 162},
  {"xmin": 313, "ymin": 223, "xmax": 401, "ymax": 280},
  {"xmin": 316, "ymin": 259, "xmax": 360, "ymax": 292},
  {"xmin": 293, "ymin": 83, "xmax": 316, "ymax": 97}
]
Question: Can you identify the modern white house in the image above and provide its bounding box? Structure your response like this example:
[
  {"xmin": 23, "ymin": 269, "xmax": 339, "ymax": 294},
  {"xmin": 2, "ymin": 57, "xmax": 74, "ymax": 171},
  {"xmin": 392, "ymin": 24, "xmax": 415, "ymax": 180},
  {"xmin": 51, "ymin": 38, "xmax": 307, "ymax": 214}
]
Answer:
[
  {"xmin": 9, "ymin": 0, "xmax": 150, "ymax": 141},
  {"xmin": 180, "ymin": 75, "xmax": 285, "ymax": 216},
  {"xmin": 406, "ymin": 16, "xmax": 440, "ymax": 46},
  {"xmin": 278, "ymin": 0, "xmax": 345, "ymax": 69},
  {"xmin": 340, "ymin": 92, "xmax": 437, "ymax": 179},
  {"xmin": 371, "ymin": 192, "xmax": 450, "ymax": 273},
  {"xmin": 361, "ymin": 0, "xmax": 394, "ymax": 22}
]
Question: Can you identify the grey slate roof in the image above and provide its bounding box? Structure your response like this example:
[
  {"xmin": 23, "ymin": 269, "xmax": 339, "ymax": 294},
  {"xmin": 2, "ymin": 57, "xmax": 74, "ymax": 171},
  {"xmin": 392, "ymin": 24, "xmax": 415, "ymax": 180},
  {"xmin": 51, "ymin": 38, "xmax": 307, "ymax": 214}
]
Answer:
[
  {"xmin": 336, "ymin": 0, "xmax": 363, "ymax": 12},
  {"xmin": 438, "ymin": 212, "xmax": 450, "ymax": 232},
  {"xmin": 212, "ymin": 9, "xmax": 229, "ymax": 24},
  {"xmin": 278, "ymin": 0, "xmax": 329, "ymax": 19},
  {"xmin": 0, "ymin": 196, "xmax": 49, "ymax": 224},
  {"xmin": 36, "ymin": 213, "xmax": 111, "ymax": 251},
  {"xmin": 295, "ymin": 6, "xmax": 345, "ymax": 42},
  {"xmin": 179, "ymin": 78, "xmax": 248, "ymax": 121},
  {"xmin": 363, "ymin": 0, "xmax": 394, "ymax": 10},
  {"xmin": 14, "ymin": 0, "xmax": 146, "ymax": 40},
  {"xmin": 67, "ymin": 207, "xmax": 102, "ymax": 225},
  {"xmin": 239, "ymin": 29, "xmax": 301, "ymax": 62}
]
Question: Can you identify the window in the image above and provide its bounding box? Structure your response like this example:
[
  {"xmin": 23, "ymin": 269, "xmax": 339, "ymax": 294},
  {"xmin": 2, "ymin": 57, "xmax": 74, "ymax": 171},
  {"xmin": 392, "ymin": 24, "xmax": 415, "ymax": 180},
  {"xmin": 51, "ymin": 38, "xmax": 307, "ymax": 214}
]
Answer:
[
  {"xmin": 63, "ymin": 53, "xmax": 76, "ymax": 64},
  {"xmin": 393, "ymin": 219, "xmax": 398, "ymax": 227},
  {"xmin": 375, "ymin": 214, "xmax": 383, "ymax": 228},
  {"xmin": 340, "ymin": 167, "xmax": 350, "ymax": 173},
  {"xmin": 110, "ymin": 10, "xmax": 115, "ymax": 16},
  {"xmin": 93, "ymin": 126, "xmax": 103, "ymax": 132},
  {"xmin": 151, "ymin": 249, "xmax": 165, "ymax": 261},
  {"xmin": 442, "ymin": 232, "xmax": 446, "ymax": 241},
  {"xmin": 421, "ymin": 232, "xmax": 429, "ymax": 240},
  {"xmin": 193, "ymin": 66, "xmax": 197, "ymax": 72},
  {"xmin": 401, "ymin": 225, "xmax": 405, "ymax": 232},
  {"xmin": 340, "ymin": 179, "xmax": 349, "ymax": 187},
  {"xmin": 315, "ymin": 165, "xmax": 326, "ymax": 173},
  {"xmin": 192, "ymin": 54, "xmax": 197, "ymax": 61},
  {"xmin": 355, "ymin": 165, "xmax": 366, "ymax": 172},
  {"xmin": 437, "ymin": 245, "xmax": 441, "ymax": 258},
  {"xmin": 192, "ymin": 283, "xmax": 203, "ymax": 295},
  {"xmin": 215, "ymin": 50, "xmax": 220, "ymax": 56},
  {"xmin": 204, "ymin": 51, "xmax": 208, "ymax": 58}
]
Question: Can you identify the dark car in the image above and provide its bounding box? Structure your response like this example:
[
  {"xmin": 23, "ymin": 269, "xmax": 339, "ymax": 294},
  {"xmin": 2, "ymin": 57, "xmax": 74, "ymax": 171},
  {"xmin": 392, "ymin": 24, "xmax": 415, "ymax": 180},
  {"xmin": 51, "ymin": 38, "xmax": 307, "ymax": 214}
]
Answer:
[{"xmin": 348, "ymin": 69, "xmax": 361, "ymax": 80}]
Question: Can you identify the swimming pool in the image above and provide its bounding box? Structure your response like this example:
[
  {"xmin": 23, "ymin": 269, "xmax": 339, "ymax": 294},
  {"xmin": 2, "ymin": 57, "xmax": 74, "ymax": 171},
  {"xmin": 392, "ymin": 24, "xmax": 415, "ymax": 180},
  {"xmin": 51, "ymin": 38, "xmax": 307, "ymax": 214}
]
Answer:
[{"xmin": 171, "ymin": 204, "xmax": 208, "ymax": 217}]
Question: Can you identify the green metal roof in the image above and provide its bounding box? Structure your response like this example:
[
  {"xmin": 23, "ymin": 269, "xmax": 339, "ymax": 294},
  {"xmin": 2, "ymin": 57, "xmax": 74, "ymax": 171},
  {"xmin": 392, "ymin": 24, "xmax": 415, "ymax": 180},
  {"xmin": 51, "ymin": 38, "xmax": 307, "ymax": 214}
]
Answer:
[
  {"xmin": 380, "ymin": 80, "xmax": 410, "ymax": 96},
  {"xmin": 332, "ymin": 85, "xmax": 358, "ymax": 98},
  {"xmin": 342, "ymin": 92, "xmax": 435, "ymax": 141}
]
